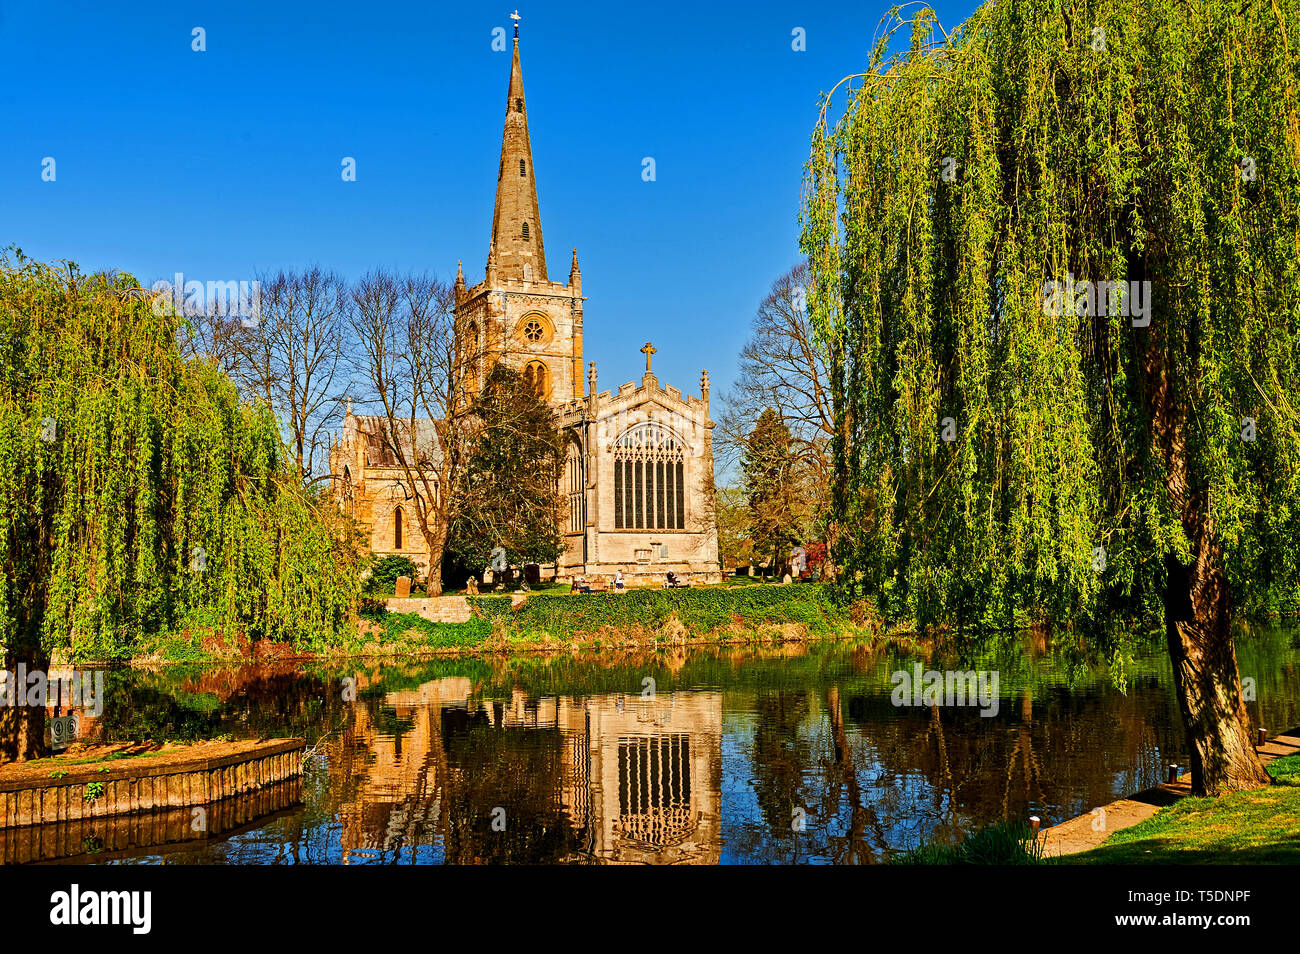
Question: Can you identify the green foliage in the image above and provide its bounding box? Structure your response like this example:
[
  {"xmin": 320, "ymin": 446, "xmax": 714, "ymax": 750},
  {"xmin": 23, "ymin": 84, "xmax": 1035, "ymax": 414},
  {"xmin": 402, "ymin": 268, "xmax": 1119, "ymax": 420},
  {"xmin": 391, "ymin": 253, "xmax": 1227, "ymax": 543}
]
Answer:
[
  {"xmin": 802, "ymin": 0, "xmax": 1300, "ymax": 630},
  {"xmin": 447, "ymin": 365, "xmax": 564, "ymax": 571},
  {"xmin": 362, "ymin": 609, "xmax": 494, "ymax": 649},
  {"xmin": 0, "ymin": 251, "xmax": 359, "ymax": 659},
  {"xmin": 743, "ymin": 409, "xmax": 804, "ymax": 569},
  {"xmin": 1067, "ymin": 753, "xmax": 1300, "ymax": 863},
  {"xmin": 83, "ymin": 782, "xmax": 104, "ymax": 802},
  {"xmin": 364, "ymin": 555, "xmax": 419, "ymax": 594},
  {"xmin": 893, "ymin": 820, "xmax": 1047, "ymax": 865},
  {"xmin": 713, "ymin": 484, "xmax": 754, "ymax": 571},
  {"xmin": 472, "ymin": 584, "xmax": 849, "ymax": 639}
]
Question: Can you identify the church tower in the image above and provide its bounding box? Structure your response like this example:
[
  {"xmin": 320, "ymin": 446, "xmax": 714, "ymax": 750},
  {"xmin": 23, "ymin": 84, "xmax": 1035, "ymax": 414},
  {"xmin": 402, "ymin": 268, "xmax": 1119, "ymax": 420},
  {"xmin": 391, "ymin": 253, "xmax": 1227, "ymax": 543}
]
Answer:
[{"xmin": 454, "ymin": 19, "xmax": 585, "ymax": 406}]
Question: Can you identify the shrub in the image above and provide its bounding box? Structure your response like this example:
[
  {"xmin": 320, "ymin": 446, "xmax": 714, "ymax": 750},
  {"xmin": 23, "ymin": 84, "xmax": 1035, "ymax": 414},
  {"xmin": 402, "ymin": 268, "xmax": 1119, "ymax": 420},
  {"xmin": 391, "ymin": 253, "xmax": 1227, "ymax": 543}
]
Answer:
[
  {"xmin": 365, "ymin": 555, "xmax": 419, "ymax": 595},
  {"xmin": 467, "ymin": 584, "xmax": 850, "ymax": 639},
  {"xmin": 892, "ymin": 821, "xmax": 1046, "ymax": 865}
]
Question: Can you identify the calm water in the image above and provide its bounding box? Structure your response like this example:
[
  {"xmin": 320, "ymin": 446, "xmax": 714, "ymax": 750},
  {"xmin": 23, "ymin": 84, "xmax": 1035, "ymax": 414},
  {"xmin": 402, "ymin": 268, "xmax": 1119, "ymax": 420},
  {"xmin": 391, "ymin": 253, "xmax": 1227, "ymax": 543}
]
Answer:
[{"xmin": 16, "ymin": 626, "xmax": 1300, "ymax": 864}]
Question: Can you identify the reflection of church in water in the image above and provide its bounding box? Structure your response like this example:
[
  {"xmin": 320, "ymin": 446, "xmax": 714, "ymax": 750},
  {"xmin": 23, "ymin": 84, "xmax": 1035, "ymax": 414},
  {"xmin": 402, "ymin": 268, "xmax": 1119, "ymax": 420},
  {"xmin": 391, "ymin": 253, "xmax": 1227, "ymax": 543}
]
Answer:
[{"xmin": 332, "ymin": 677, "xmax": 721, "ymax": 864}]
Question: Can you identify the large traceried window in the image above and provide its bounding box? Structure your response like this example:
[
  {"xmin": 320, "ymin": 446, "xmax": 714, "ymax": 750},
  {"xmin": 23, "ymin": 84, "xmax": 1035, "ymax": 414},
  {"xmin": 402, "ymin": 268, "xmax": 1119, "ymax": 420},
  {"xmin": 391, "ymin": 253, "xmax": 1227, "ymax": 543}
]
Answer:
[{"xmin": 613, "ymin": 422, "xmax": 686, "ymax": 531}]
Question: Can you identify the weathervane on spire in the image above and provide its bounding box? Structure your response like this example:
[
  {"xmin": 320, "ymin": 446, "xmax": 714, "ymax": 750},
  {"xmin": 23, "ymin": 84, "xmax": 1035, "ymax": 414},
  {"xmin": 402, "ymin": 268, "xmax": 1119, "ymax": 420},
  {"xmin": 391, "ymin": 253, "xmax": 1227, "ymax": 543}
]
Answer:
[{"xmin": 510, "ymin": 10, "xmax": 521, "ymax": 38}]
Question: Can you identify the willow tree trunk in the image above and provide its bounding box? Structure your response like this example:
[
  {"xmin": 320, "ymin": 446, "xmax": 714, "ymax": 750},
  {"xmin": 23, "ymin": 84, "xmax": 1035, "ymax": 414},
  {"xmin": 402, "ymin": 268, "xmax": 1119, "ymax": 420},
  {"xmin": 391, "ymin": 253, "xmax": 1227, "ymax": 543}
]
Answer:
[
  {"xmin": 0, "ymin": 703, "xmax": 48, "ymax": 762},
  {"xmin": 1161, "ymin": 551, "xmax": 1269, "ymax": 795},
  {"xmin": 1144, "ymin": 316, "xmax": 1270, "ymax": 796},
  {"xmin": 0, "ymin": 653, "xmax": 49, "ymax": 763}
]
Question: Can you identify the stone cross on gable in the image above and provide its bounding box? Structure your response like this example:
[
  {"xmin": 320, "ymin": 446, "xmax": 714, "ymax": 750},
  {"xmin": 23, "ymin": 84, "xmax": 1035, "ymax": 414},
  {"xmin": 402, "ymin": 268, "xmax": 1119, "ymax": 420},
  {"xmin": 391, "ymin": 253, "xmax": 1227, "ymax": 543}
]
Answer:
[{"xmin": 641, "ymin": 341, "xmax": 657, "ymax": 374}]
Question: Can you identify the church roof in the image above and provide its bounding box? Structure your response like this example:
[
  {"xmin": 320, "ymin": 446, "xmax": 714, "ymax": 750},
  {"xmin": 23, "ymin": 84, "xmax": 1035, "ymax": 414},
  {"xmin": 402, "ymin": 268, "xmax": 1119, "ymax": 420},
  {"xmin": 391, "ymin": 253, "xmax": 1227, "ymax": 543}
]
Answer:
[
  {"xmin": 489, "ymin": 33, "xmax": 547, "ymax": 282},
  {"xmin": 347, "ymin": 415, "xmax": 443, "ymax": 469}
]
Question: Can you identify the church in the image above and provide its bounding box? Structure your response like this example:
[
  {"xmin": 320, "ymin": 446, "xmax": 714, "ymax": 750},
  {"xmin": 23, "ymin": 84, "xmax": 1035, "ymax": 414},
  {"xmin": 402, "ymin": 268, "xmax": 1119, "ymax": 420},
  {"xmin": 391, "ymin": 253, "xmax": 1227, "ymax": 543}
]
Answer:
[{"xmin": 333, "ymin": 24, "xmax": 721, "ymax": 587}]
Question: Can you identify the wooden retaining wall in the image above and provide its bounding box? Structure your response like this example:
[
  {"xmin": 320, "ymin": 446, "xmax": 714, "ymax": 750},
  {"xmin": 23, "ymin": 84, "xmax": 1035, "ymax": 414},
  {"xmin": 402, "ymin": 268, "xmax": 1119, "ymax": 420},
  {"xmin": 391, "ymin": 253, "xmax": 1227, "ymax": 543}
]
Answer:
[
  {"xmin": 0, "ymin": 777, "xmax": 303, "ymax": 864},
  {"xmin": 0, "ymin": 738, "xmax": 304, "ymax": 830}
]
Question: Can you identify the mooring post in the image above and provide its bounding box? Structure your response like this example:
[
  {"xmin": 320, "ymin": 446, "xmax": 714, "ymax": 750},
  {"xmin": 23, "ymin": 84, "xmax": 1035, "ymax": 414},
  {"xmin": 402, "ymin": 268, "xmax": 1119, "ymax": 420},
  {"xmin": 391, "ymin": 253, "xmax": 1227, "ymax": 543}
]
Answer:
[
  {"xmin": 1258, "ymin": 727, "xmax": 1267, "ymax": 748},
  {"xmin": 1167, "ymin": 764, "xmax": 1179, "ymax": 784},
  {"xmin": 1029, "ymin": 815, "xmax": 1040, "ymax": 834}
]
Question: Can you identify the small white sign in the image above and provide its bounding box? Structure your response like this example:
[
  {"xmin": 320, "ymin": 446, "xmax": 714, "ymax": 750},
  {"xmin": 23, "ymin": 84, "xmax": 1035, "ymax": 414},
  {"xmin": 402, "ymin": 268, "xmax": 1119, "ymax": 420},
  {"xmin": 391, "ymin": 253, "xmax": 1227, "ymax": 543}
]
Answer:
[{"xmin": 49, "ymin": 713, "xmax": 78, "ymax": 750}]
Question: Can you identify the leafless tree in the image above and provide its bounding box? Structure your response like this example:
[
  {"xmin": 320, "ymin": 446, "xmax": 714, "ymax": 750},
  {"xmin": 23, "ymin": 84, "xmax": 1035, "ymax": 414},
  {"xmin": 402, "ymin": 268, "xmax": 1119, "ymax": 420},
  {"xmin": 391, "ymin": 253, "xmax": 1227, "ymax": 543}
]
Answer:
[
  {"xmin": 347, "ymin": 271, "xmax": 479, "ymax": 595},
  {"xmin": 719, "ymin": 263, "xmax": 836, "ymax": 573},
  {"xmin": 176, "ymin": 304, "xmax": 249, "ymax": 379},
  {"xmin": 241, "ymin": 266, "xmax": 350, "ymax": 481},
  {"xmin": 720, "ymin": 263, "xmax": 831, "ymax": 480}
]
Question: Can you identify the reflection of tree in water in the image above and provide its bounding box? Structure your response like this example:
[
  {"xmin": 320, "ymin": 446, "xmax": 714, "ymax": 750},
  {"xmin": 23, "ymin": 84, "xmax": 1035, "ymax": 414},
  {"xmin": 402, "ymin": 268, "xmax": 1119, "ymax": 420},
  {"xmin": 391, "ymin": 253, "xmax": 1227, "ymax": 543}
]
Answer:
[
  {"xmin": 749, "ymin": 691, "xmax": 812, "ymax": 838},
  {"xmin": 724, "ymin": 672, "xmax": 1189, "ymax": 863},
  {"xmin": 93, "ymin": 666, "xmax": 342, "ymax": 744},
  {"xmin": 60, "ymin": 627, "xmax": 1300, "ymax": 864},
  {"xmin": 438, "ymin": 706, "xmax": 589, "ymax": 864}
]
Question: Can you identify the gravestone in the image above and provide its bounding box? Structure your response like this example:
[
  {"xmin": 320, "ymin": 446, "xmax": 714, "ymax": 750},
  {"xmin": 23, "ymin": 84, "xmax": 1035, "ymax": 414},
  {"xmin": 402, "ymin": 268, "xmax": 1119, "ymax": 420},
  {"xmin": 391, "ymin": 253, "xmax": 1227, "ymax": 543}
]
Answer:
[
  {"xmin": 524, "ymin": 563, "xmax": 541, "ymax": 585},
  {"xmin": 395, "ymin": 576, "xmax": 411, "ymax": 599},
  {"xmin": 465, "ymin": 576, "xmax": 479, "ymax": 595},
  {"xmin": 782, "ymin": 573, "xmax": 792, "ymax": 585}
]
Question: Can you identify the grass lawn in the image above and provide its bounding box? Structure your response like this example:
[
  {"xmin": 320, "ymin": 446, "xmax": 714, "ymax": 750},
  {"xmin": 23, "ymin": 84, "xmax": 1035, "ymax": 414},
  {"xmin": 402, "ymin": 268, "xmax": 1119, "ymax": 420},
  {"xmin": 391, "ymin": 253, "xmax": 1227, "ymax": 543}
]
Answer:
[{"xmin": 1065, "ymin": 753, "xmax": 1300, "ymax": 864}]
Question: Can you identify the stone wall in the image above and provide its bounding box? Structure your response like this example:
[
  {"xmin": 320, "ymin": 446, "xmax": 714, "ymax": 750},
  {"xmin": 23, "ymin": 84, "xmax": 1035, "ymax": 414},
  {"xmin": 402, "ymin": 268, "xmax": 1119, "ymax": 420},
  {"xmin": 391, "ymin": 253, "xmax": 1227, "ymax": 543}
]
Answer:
[{"xmin": 382, "ymin": 596, "xmax": 473, "ymax": 623}]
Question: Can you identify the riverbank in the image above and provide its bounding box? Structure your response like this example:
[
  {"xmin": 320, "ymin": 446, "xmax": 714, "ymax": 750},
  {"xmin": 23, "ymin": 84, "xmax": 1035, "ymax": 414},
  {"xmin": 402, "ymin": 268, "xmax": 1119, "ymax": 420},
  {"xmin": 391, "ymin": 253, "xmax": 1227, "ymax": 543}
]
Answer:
[
  {"xmin": 1062, "ymin": 747, "xmax": 1300, "ymax": 865},
  {"xmin": 900, "ymin": 733, "xmax": 1300, "ymax": 865},
  {"xmin": 125, "ymin": 584, "xmax": 894, "ymax": 665}
]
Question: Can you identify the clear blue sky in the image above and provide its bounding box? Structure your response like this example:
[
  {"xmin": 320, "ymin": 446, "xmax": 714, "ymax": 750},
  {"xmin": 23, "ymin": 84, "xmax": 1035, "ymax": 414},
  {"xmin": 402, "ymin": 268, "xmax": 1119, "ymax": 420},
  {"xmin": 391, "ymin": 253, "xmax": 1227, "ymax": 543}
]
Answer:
[{"xmin": 1, "ymin": 0, "xmax": 975, "ymax": 394}]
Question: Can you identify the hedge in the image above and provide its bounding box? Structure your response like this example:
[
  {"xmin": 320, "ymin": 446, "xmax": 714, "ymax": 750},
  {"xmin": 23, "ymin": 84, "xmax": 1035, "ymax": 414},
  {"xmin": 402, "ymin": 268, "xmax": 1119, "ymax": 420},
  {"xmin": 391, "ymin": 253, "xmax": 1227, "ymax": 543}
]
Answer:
[{"xmin": 467, "ymin": 584, "xmax": 847, "ymax": 638}]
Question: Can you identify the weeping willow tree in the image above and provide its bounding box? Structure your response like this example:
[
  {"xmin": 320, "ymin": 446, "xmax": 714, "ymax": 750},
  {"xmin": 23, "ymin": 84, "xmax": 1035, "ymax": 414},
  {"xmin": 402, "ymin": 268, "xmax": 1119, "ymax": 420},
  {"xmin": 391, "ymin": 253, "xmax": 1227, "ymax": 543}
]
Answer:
[
  {"xmin": 0, "ymin": 250, "xmax": 359, "ymax": 754},
  {"xmin": 802, "ymin": 0, "xmax": 1300, "ymax": 794}
]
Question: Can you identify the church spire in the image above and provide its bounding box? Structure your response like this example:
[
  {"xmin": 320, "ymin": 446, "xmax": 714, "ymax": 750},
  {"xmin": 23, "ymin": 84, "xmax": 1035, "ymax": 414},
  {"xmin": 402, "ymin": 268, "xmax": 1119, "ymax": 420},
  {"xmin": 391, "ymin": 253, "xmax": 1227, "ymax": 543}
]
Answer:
[{"xmin": 489, "ymin": 21, "xmax": 547, "ymax": 283}]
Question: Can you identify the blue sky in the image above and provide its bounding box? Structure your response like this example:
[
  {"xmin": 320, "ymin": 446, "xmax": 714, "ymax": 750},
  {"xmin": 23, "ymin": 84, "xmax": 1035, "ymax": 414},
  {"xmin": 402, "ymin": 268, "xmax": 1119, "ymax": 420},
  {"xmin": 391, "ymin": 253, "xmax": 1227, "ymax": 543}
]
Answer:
[{"xmin": 1, "ymin": 0, "xmax": 975, "ymax": 394}]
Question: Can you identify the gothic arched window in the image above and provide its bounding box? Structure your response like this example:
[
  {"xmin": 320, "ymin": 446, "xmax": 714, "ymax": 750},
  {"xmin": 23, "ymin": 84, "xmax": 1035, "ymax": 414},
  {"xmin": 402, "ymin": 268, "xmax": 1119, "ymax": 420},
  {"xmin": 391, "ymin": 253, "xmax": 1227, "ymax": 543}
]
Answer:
[
  {"xmin": 520, "ymin": 159, "xmax": 526, "ymax": 177},
  {"xmin": 522, "ymin": 221, "xmax": 530, "ymax": 240},
  {"xmin": 566, "ymin": 442, "xmax": 585, "ymax": 533},
  {"xmin": 613, "ymin": 422, "xmax": 686, "ymax": 531},
  {"xmin": 394, "ymin": 506, "xmax": 404, "ymax": 550},
  {"xmin": 524, "ymin": 360, "xmax": 549, "ymax": 400},
  {"xmin": 341, "ymin": 466, "xmax": 354, "ymax": 517},
  {"xmin": 515, "ymin": 98, "xmax": 523, "ymax": 113}
]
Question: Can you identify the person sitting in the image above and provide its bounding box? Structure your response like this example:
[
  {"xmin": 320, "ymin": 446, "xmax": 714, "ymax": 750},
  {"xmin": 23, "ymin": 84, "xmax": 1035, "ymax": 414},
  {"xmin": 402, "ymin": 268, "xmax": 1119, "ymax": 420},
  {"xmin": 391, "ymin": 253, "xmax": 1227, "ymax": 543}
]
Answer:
[{"xmin": 572, "ymin": 576, "xmax": 591, "ymax": 594}]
